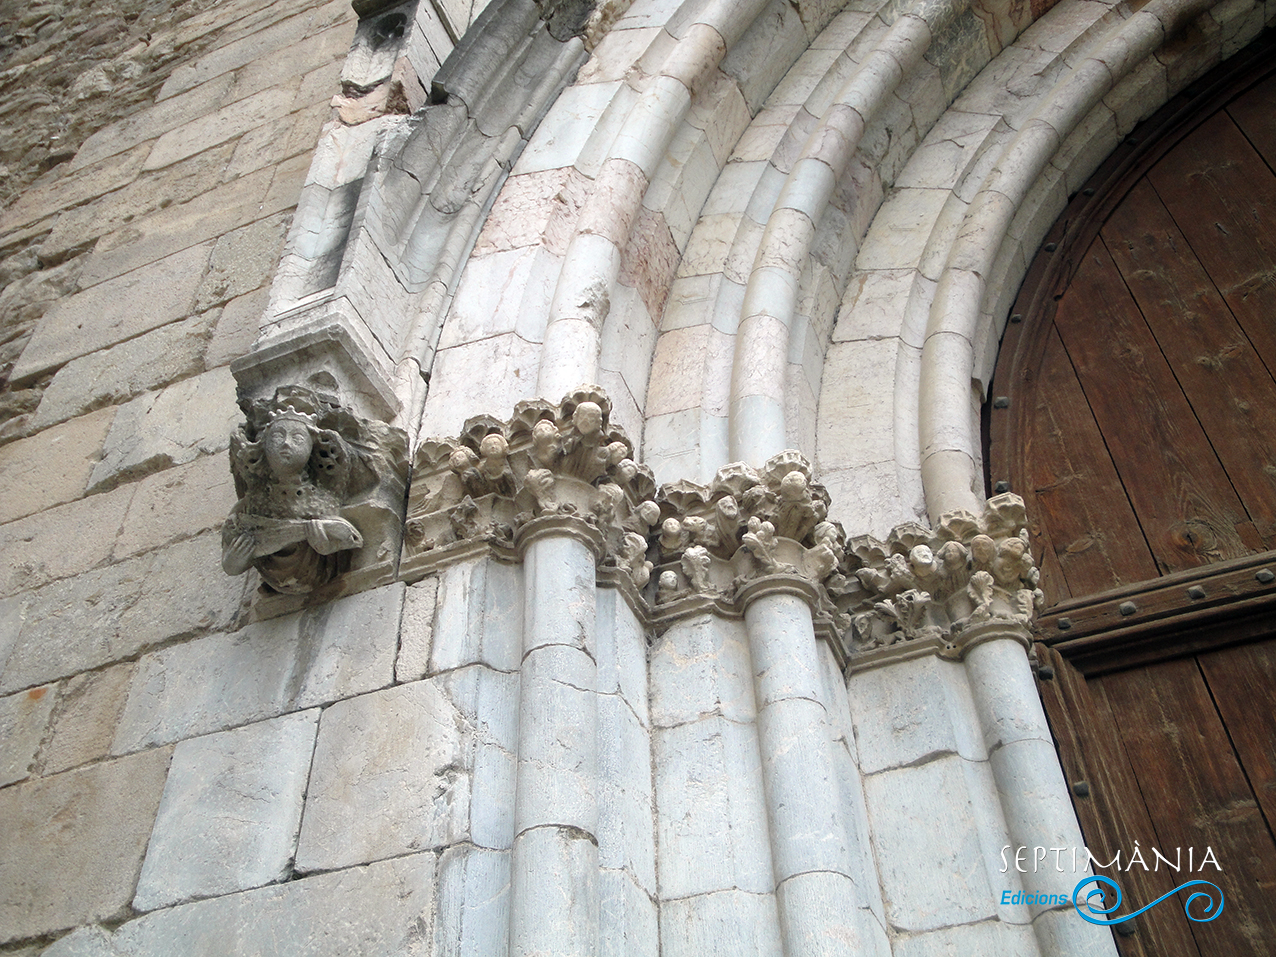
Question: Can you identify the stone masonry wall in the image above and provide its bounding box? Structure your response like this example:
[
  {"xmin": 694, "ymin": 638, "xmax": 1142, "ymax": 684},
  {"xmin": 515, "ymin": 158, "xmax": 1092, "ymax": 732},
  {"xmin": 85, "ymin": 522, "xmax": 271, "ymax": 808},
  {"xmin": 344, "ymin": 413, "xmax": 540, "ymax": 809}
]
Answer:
[{"xmin": 0, "ymin": 0, "xmax": 363, "ymax": 950}]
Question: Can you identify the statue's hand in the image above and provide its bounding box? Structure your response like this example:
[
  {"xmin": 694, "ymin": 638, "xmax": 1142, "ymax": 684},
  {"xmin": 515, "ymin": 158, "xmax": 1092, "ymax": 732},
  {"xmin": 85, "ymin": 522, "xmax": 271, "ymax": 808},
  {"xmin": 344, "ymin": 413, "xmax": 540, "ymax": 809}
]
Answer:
[
  {"xmin": 222, "ymin": 533, "xmax": 257, "ymax": 575},
  {"xmin": 306, "ymin": 518, "xmax": 364, "ymax": 555}
]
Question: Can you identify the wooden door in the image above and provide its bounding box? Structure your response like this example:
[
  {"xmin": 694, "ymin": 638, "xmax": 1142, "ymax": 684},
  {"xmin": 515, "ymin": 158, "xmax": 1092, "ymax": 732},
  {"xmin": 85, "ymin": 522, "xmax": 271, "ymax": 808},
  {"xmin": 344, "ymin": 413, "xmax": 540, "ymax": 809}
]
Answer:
[{"xmin": 988, "ymin": 30, "xmax": 1276, "ymax": 955}]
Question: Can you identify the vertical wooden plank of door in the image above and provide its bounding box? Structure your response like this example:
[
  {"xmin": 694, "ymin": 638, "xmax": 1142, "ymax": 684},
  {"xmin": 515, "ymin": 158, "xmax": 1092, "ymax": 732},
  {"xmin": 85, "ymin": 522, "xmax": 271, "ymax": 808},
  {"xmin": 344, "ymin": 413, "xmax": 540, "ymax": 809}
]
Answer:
[
  {"xmin": 1021, "ymin": 326, "xmax": 1160, "ymax": 597},
  {"xmin": 1054, "ymin": 239, "xmax": 1250, "ymax": 573},
  {"xmin": 1036, "ymin": 647, "xmax": 1203, "ymax": 957},
  {"xmin": 1149, "ymin": 111, "xmax": 1276, "ymax": 377},
  {"xmin": 1198, "ymin": 640, "xmax": 1276, "ymax": 841},
  {"xmin": 1100, "ymin": 660, "xmax": 1276, "ymax": 956},
  {"xmin": 1102, "ymin": 178, "xmax": 1276, "ymax": 549},
  {"xmin": 1228, "ymin": 72, "xmax": 1276, "ymax": 175}
]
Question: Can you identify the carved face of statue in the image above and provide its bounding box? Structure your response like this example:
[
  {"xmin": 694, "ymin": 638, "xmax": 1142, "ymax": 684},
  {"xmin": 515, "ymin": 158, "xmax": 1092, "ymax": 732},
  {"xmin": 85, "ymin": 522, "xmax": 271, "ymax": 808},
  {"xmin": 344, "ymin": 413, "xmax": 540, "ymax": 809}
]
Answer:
[{"xmin": 264, "ymin": 419, "xmax": 313, "ymax": 479}]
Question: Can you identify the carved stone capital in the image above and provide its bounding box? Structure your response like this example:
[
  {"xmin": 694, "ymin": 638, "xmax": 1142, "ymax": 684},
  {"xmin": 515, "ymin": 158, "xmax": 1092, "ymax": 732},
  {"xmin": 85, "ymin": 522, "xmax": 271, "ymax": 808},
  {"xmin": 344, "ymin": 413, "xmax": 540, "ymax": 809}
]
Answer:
[
  {"xmin": 222, "ymin": 384, "xmax": 408, "ymax": 599},
  {"xmin": 845, "ymin": 492, "xmax": 1044, "ymax": 668},
  {"xmin": 653, "ymin": 452, "xmax": 851, "ymax": 649},
  {"xmin": 401, "ymin": 386, "xmax": 659, "ymax": 590}
]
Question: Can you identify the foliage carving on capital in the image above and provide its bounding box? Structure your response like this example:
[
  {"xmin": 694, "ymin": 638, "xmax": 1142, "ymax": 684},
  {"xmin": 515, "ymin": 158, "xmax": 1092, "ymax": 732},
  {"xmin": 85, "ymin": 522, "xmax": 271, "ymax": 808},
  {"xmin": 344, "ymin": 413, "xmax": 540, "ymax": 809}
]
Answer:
[
  {"xmin": 403, "ymin": 386, "xmax": 659, "ymax": 588},
  {"xmin": 222, "ymin": 385, "xmax": 408, "ymax": 595},
  {"xmin": 847, "ymin": 493, "xmax": 1044, "ymax": 653},
  {"xmin": 654, "ymin": 452, "xmax": 851, "ymax": 630}
]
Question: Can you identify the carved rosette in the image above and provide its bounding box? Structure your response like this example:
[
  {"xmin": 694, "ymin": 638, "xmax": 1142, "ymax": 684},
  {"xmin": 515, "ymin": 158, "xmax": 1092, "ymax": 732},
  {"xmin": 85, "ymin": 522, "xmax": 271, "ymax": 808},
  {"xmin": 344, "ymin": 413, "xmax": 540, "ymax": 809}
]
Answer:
[
  {"xmin": 845, "ymin": 493, "xmax": 1045, "ymax": 663},
  {"xmin": 401, "ymin": 386, "xmax": 660, "ymax": 591},
  {"xmin": 222, "ymin": 384, "xmax": 408, "ymax": 597},
  {"xmin": 652, "ymin": 451, "xmax": 852, "ymax": 647}
]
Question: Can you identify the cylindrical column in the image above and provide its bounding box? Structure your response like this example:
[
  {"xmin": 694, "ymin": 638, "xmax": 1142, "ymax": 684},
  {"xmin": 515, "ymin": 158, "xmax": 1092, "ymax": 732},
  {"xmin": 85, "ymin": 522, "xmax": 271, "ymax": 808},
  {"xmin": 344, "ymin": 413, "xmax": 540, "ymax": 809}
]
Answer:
[
  {"xmin": 509, "ymin": 528, "xmax": 601, "ymax": 957},
  {"xmin": 963, "ymin": 628, "xmax": 1117, "ymax": 957},
  {"xmin": 741, "ymin": 583, "xmax": 882, "ymax": 956}
]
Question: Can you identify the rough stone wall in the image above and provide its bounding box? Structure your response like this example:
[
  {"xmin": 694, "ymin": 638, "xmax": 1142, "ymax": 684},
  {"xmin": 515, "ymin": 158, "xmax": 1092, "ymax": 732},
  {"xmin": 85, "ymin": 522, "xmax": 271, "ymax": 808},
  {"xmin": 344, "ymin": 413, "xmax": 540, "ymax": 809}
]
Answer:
[{"xmin": 0, "ymin": 0, "xmax": 362, "ymax": 949}]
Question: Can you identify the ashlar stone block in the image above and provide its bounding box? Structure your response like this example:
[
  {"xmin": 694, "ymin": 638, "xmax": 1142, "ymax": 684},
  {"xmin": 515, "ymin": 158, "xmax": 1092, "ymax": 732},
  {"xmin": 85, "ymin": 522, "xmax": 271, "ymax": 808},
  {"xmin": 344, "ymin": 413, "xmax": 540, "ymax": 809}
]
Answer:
[
  {"xmin": 10, "ymin": 243, "xmax": 213, "ymax": 385},
  {"xmin": 0, "ymin": 685, "xmax": 58, "ymax": 786},
  {"xmin": 0, "ymin": 407, "xmax": 115, "ymax": 525},
  {"xmin": 41, "ymin": 662, "xmax": 135, "ymax": 776},
  {"xmin": 76, "ymin": 852, "xmax": 436, "ymax": 957},
  {"xmin": 111, "ymin": 583, "xmax": 401, "ymax": 752},
  {"xmin": 0, "ymin": 748, "xmax": 172, "ymax": 945},
  {"xmin": 133, "ymin": 710, "xmax": 320, "ymax": 912},
  {"xmin": 87, "ymin": 367, "xmax": 240, "ymax": 492},
  {"xmin": 31, "ymin": 314, "xmax": 215, "ymax": 432},
  {"xmin": 296, "ymin": 668, "xmax": 517, "ymax": 871}
]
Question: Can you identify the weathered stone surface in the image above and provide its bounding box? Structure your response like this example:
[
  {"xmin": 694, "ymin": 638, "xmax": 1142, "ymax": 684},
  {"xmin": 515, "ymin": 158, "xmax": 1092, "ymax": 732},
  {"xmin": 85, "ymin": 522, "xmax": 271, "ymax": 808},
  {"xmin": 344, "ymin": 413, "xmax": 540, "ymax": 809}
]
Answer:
[
  {"xmin": 204, "ymin": 286, "xmax": 269, "ymax": 369},
  {"xmin": 653, "ymin": 716, "xmax": 774, "ymax": 898},
  {"xmin": 397, "ymin": 574, "xmax": 439, "ymax": 683},
  {"xmin": 41, "ymin": 662, "xmax": 135, "ymax": 776},
  {"xmin": 134, "ymin": 710, "xmax": 320, "ymax": 911},
  {"xmin": 50, "ymin": 852, "xmax": 436, "ymax": 957},
  {"xmin": 11, "ymin": 242, "xmax": 213, "ymax": 384},
  {"xmin": 0, "ymin": 482, "xmax": 133, "ymax": 598},
  {"xmin": 0, "ymin": 684, "xmax": 58, "ymax": 786},
  {"xmin": 0, "ymin": 258, "xmax": 85, "ymax": 381},
  {"xmin": 433, "ymin": 845, "xmax": 511, "ymax": 957},
  {"xmin": 87, "ymin": 367, "xmax": 238, "ymax": 492},
  {"xmin": 1, "ymin": 532, "xmax": 245, "ymax": 693},
  {"xmin": 194, "ymin": 212, "xmax": 291, "ymax": 311},
  {"xmin": 659, "ymin": 889, "xmax": 784, "ymax": 957},
  {"xmin": 863, "ymin": 755, "xmax": 998, "ymax": 932},
  {"xmin": 0, "ymin": 748, "xmax": 172, "ymax": 944},
  {"xmin": 650, "ymin": 615, "xmax": 756, "ymax": 728},
  {"xmin": 428, "ymin": 558, "xmax": 524, "ymax": 676},
  {"xmin": 38, "ymin": 143, "xmax": 239, "ymax": 261},
  {"xmin": 297, "ymin": 663, "xmax": 518, "ymax": 871},
  {"xmin": 0, "ymin": 407, "xmax": 115, "ymax": 525},
  {"xmin": 31, "ymin": 315, "xmax": 215, "ymax": 432},
  {"xmin": 112, "ymin": 452, "xmax": 237, "ymax": 559},
  {"xmin": 111, "ymin": 584, "xmax": 400, "ymax": 753}
]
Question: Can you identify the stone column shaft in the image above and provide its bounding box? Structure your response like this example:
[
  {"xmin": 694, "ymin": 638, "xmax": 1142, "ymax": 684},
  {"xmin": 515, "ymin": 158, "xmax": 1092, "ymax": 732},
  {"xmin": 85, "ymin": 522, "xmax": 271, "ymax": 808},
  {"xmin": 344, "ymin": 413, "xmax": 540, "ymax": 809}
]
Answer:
[
  {"xmin": 509, "ymin": 532, "xmax": 600, "ymax": 957},
  {"xmin": 964, "ymin": 634, "xmax": 1117, "ymax": 957},
  {"xmin": 743, "ymin": 589, "xmax": 867, "ymax": 956}
]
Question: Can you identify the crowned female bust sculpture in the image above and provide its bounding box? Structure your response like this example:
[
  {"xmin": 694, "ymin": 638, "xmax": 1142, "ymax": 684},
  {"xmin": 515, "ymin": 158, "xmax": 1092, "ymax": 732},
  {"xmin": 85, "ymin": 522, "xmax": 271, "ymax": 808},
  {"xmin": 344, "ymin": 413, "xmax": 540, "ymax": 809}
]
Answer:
[{"xmin": 222, "ymin": 385, "xmax": 392, "ymax": 594}]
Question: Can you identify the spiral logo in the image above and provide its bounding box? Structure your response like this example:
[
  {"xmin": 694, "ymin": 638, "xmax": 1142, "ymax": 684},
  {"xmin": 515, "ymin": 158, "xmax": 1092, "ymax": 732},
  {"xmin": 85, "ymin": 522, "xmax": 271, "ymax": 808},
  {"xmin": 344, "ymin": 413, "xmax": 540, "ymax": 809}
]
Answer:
[{"xmin": 1071, "ymin": 875, "xmax": 1225, "ymax": 925}]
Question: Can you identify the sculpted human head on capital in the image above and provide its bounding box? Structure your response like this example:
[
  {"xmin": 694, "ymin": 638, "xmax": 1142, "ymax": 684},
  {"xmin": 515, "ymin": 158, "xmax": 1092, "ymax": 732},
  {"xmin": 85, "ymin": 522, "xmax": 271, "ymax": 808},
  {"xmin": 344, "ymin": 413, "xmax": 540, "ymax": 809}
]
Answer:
[{"xmin": 263, "ymin": 414, "xmax": 315, "ymax": 479}]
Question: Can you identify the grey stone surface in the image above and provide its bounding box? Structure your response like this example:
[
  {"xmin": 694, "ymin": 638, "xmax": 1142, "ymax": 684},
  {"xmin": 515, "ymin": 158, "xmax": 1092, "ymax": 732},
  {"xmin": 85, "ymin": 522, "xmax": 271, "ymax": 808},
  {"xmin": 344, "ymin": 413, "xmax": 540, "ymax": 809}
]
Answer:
[
  {"xmin": 774, "ymin": 872, "xmax": 889, "ymax": 957},
  {"xmin": 112, "ymin": 583, "xmax": 402, "ymax": 752},
  {"xmin": 849, "ymin": 654, "xmax": 988, "ymax": 773},
  {"xmin": 11, "ymin": 243, "xmax": 213, "ymax": 384},
  {"xmin": 0, "ymin": 408, "xmax": 115, "ymax": 525},
  {"xmin": 650, "ymin": 614, "xmax": 756, "ymax": 728},
  {"xmin": 659, "ymin": 889, "xmax": 784, "ymax": 957},
  {"xmin": 0, "ymin": 483, "xmax": 133, "ymax": 598},
  {"xmin": 509, "ymin": 826, "xmax": 599, "ymax": 957},
  {"xmin": 863, "ymin": 754, "xmax": 998, "ymax": 932},
  {"xmin": 597, "ymin": 693, "xmax": 656, "ymax": 894},
  {"xmin": 596, "ymin": 587, "xmax": 649, "ymax": 727},
  {"xmin": 50, "ymin": 852, "xmax": 437, "ymax": 957},
  {"xmin": 653, "ymin": 715, "xmax": 774, "ymax": 898},
  {"xmin": 599, "ymin": 869, "xmax": 658, "ymax": 957},
  {"xmin": 429, "ymin": 558, "xmax": 523, "ymax": 675},
  {"xmin": 433, "ymin": 845, "xmax": 511, "ymax": 957},
  {"xmin": 0, "ymin": 684, "xmax": 58, "ymax": 786},
  {"xmin": 193, "ymin": 212, "xmax": 291, "ymax": 311},
  {"xmin": 32, "ymin": 315, "xmax": 215, "ymax": 431},
  {"xmin": 87, "ymin": 366, "xmax": 240, "ymax": 491},
  {"xmin": 144, "ymin": 86, "xmax": 299, "ymax": 172},
  {"xmin": 1, "ymin": 532, "xmax": 245, "ymax": 694},
  {"xmin": 297, "ymin": 662, "xmax": 517, "ymax": 871},
  {"xmin": 204, "ymin": 286, "xmax": 270, "ymax": 369},
  {"xmin": 515, "ymin": 644, "xmax": 597, "ymax": 834},
  {"xmin": 891, "ymin": 918, "xmax": 1040, "ymax": 957},
  {"xmin": 41, "ymin": 662, "xmax": 136, "ymax": 775},
  {"xmin": 112, "ymin": 452, "xmax": 237, "ymax": 560},
  {"xmin": 397, "ymin": 574, "xmax": 439, "ymax": 682},
  {"xmin": 133, "ymin": 710, "xmax": 320, "ymax": 911},
  {"xmin": 0, "ymin": 748, "xmax": 172, "ymax": 944}
]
